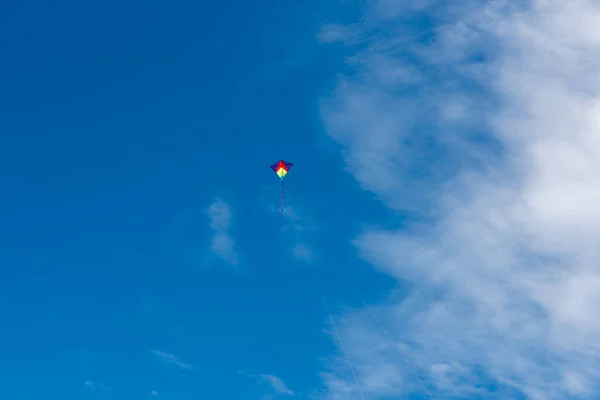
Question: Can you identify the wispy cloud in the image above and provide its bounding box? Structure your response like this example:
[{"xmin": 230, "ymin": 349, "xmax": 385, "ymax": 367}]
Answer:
[
  {"xmin": 84, "ymin": 380, "xmax": 110, "ymax": 391},
  {"xmin": 318, "ymin": 23, "xmax": 356, "ymax": 44},
  {"xmin": 260, "ymin": 374, "xmax": 295, "ymax": 396},
  {"xmin": 149, "ymin": 350, "xmax": 192, "ymax": 370},
  {"xmin": 320, "ymin": 0, "xmax": 600, "ymax": 399},
  {"xmin": 150, "ymin": 390, "xmax": 159, "ymax": 397},
  {"xmin": 291, "ymin": 241, "xmax": 312, "ymax": 262},
  {"xmin": 206, "ymin": 198, "xmax": 238, "ymax": 266},
  {"xmin": 240, "ymin": 371, "xmax": 295, "ymax": 397}
]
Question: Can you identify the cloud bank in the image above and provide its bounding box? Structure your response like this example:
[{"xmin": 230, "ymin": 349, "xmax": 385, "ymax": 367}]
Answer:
[{"xmin": 320, "ymin": 0, "xmax": 600, "ymax": 398}]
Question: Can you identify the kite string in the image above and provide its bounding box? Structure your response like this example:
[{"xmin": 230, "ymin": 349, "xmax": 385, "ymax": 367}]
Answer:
[
  {"xmin": 288, "ymin": 214, "xmax": 367, "ymax": 400},
  {"xmin": 338, "ymin": 268, "xmax": 435, "ymax": 399}
]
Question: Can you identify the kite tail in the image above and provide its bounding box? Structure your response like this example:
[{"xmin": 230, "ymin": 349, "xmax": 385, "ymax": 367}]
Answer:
[{"xmin": 281, "ymin": 180, "xmax": 285, "ymax": 216}]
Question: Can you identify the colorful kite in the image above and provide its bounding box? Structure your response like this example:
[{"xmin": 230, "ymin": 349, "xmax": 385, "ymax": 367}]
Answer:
[{"xmin": 270, "ymin": 159, "xmax": 293, "ymax": 215}]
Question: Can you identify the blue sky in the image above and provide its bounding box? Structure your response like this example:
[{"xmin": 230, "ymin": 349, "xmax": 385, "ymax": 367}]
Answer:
[
  {"xmin": 0, "ymin": 0, "xmax": 387, "ymax": 398},
  {"xmin": 3, "ymin": 0, "xmax": 600, "ymax": 399}
]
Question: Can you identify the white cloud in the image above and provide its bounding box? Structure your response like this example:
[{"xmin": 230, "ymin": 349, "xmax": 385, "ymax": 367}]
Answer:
[
  {"xmin": 149, "ymin": 350, "xmax": 192, "ymax": 370},
  {"xmin": 260, "ymin": 374, "xmax": 295, "ymax": 396},
  {"xmin": 319, "ymin": 0, "xmax": 600, "ymax": 398},
  {"xmin": 150, "ymin": 390, "xmax": 159, "ymax": 397},
  {"xmin": 206, "ymin": 198, "xmax": 238, "ymax": 266}
]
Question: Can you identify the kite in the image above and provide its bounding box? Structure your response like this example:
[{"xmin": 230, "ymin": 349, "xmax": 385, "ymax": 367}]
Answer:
[{"xmin": 270, "ymin": 159, "xmax": 293, "ymax": 215}]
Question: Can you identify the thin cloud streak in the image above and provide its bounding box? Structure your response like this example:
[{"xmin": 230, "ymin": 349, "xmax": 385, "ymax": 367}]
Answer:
[
  {"xmin": 84, "ymin": 380, "xmax": 110, "ymax": 391},
  {"xmin": 260, "ymin": 374, "xmax": 296, "ymax": 396},
  {"xmin": 149, "ymin": 350, "xmax": 192, "ymax": 370},
  {"xmin": 239, "ymin": 370, "xmax": 296, "ymax": 397}
]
